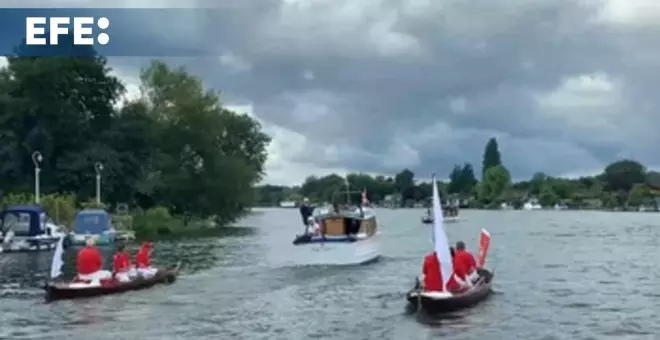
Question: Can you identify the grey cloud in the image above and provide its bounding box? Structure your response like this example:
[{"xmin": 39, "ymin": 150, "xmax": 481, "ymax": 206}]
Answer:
[{"xmin": 92, "ymin": 0, "xmax": 660, "ymax": 182}]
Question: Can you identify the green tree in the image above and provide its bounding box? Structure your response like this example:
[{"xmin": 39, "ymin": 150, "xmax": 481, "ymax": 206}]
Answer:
[
  {"xmin": 459, "ymin": 163, "xmax": 478, "ymax": 194},
  {"xmin": 478, "ymin": 165, "xmax": 511, "ymax": 205},
  {"xmin": 538, "ymin": 184, "xmax": 559, "ymax": 207},
  {"xmin": 602, "ymin": 159, "xmax": 646, "ymax": 192},
  {"xmin": 627, "ymin": 185, "xmax": 648, "ymax": 207},
  {"xmin": 394, "ymin": 168, "xmax": 416, "ymax": 205},
  {"xmin": 481, "ymin": 137, "xmax": 502, "ymax": 179},
  {"xmin": 136, "ymin": 61, "xmax": 270, "ymax": 224},
  {"xmin": 447, "ymin": 165, "xmax": 462, "ymax": 194}
]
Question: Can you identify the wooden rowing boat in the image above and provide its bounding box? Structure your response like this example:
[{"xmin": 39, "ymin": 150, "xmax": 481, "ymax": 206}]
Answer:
[
  {"xmin": 406, "ymin": 268, "xmax": 494, "ymax": 314},
  {"xmin": 44, "ymin": 262, "xmax": 182, "ymax": 302}
]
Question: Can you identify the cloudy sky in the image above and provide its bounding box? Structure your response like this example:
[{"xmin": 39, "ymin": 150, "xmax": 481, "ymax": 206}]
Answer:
[{"xmin": 2, "ymin": 0, "xmax": 660, "ymax": 185}]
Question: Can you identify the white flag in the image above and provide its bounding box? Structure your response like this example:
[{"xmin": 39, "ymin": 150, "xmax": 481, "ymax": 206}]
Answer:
[{"xmin": 50, "ymin": 236, "xmax": 65, "ymax": 279}]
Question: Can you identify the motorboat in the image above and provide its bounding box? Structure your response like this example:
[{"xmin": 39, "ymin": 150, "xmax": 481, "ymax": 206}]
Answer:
[
  {"xmin": 0, "ymin": 204, "xmax": 67, "ymax": 253},
  {"xmin": 68, "ymin": 209, "xmax": 116, "ymax": 246},
  {"xmin": 290, "ymin": 190, "xmax": 380, "ymax": 266}
]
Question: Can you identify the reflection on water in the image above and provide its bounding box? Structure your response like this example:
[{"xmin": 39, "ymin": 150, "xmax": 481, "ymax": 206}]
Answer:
[{"xmin": 2, "ymin": 209, "xmax": 660, "ymax": 339}]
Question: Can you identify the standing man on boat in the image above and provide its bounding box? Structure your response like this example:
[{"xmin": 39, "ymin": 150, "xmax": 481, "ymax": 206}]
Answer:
[
  {"xmin": 76, "ymin": 238, "xmax": 112, "ymax": 283},
  {"xmin": 113, "ymin": 242, "xmax": 135, "ymax": 282},
  {"xmin": 299, "ymin": 198, "xmax": 315, "ymax": 226},
  {"xmin": 135, "ymin": 242, "xmax": 158, "ymax": 278},
  {"xmin": 455, "ymin": 241, "xmax": 478, "ymax": 283}
]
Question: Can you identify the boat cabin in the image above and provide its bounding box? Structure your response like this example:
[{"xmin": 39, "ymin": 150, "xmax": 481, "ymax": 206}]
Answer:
[
  {"xmin": 0, "ymin": 204, "xmax": 52, "ymax": 237},
  {"xmin": 315, "ymin": 208, "xmax": 377, "ymax": 238},
  {"xmin": 73, "ymin": 209, "xmax": 112, "ymax": 235}
]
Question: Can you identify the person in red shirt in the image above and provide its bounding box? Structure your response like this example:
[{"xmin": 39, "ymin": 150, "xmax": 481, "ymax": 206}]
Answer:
[
  {"xmin": 75, "ymin": 238, "xmax": 112, "ymax": 284},
  {"xmin": 421, "ymin": 251, "xmax": 443, "ymax": 291},
  {"xmin": 135, "ymin": 242, "xmax": 157, "ymax": 278},
  {"xmin": 112, "ymin": 242, "xmax": 134, "ymax": 282},
  {"xmin": 455, "ymin": 241, "xmax": 479, "ymax": 283},
  {"xmin": 421, "ymin": 248, "xmax": 466, "ymax": 293}
]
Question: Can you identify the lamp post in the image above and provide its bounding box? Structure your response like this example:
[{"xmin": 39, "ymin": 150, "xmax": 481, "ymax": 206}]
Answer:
[
  {"xmin": 94, "ymin": 162, "xmax": 103, "ymax": 205},
  {"xmin": 32, "ymin": 151, "xmax": 42, "ymax": 204}
]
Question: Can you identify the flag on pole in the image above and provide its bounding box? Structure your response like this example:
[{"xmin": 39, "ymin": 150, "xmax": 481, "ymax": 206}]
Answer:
[
  {"xmin": 50, "ymin": 236, "xmax": 65, "ymax": 279},
  {"xmin": 477, "ymin": 228, "xmax": 491, "ymax": 268}
]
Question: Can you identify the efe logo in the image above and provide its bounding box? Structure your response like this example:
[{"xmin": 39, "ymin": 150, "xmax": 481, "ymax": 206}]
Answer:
[{"xmin": 25, "ymin": 17, "xmax": 110, "ymax": 45}]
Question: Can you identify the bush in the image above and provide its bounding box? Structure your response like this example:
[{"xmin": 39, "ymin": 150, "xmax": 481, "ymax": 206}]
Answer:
[{"xmin": 132, "ymin": 206, "xmax": 185, "ymax": 239}]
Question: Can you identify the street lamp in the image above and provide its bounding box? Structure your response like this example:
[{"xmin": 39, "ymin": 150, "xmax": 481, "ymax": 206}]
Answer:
[
  {"xmin": 32, "ymin": 151, "xmax": 42, "ymax": 204},
  {"xmin": 94, "ymin": 162, "xmax": 103, "ymax": 205}
]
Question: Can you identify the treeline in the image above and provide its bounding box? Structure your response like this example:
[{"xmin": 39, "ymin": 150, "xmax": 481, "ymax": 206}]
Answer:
[
  {"xmin": 256, "ymin": 138, "xmax": 660, "ymax": 209},
  {"xmin": 0, "ymin": 49, "xmax": 270, "ymax": 227}
]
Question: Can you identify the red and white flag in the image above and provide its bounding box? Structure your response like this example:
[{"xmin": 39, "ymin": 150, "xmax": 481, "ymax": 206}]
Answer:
[
  {"xmin": 361, "ymin": 189, "xmax": 370, "ymax": 206},
  {"xmin": 477, "ymin": 228, "xmax": 491, "ymax": 268}
]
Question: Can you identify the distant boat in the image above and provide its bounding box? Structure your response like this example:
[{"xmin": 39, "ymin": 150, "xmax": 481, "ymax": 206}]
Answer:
[
  {"xmin": 523, "ymin": 200, "xmax": 542, "ymax": 210},
  {"xmin": 421, "ymin": 205, "xmax": 460, "ymax": 224},
  {"xmin": 290, "ymin": 189, "xmax": 379, "ymax": 266},
  {"xmin": 279, "ymin": 201, "xmax": 297, "ymax": 208},
  {"xmin": 0, "ymin": 205, "xmax": 67, "ymax": 253},
  {"xmin": 67, "ymin": 209, "xmax": 116, "ymax": 246}
]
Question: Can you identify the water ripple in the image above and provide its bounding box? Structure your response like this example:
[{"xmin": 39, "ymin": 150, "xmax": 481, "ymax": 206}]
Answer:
[{"xmin": 1, "ymin": 209, "xmax": 660, "ymax": 339}]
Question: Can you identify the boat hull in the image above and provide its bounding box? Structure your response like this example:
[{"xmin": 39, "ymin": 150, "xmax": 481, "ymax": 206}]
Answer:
[
  {"xmin": 68, "ymin": 233, "xmax": 116, "ymax": 246},
  {"xmin": 421, "ymin": 216, "xmax": 460, "ymax": 224},
  {"xmin": 287, "ymin": 233, "xmax": 380, "ymax": 266},
  {"xmin": 406, "ymin": 268, "xmax": 494, "ymax": 314},
  {"xmin": 44, "ymin": 263, "xmax": 181, "ymax": 302},
  {"xmin": 0, "ymin": 235, "xmax": 64, "ymax": 253}
]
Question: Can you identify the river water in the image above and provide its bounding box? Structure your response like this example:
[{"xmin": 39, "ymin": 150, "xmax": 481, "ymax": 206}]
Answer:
[{"xmin": 1, "ymin": 208, "xmax": 659, "ymax": 340}]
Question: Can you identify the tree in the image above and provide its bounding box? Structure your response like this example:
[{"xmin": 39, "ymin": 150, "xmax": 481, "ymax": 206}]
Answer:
[
  {"xmin": 394, "ymin": 168, "xmax": 416, "ymax": 205},
  {"xmin": 0, "ymin": 55, "xmax": 125, "ymax": 197},
  {"xmin": 131, "ymin": 61, "xmax": 270, "ymax": 223},
  {"xmin": 529, "ymin": 172, "xmax": 548, "ymax": 196},
  {"xmin": 481, "ymin": 137, "xmax": 502, "ymax": 179},
  {"xmin": 478, "ymin": 165, "xmax": 511, "ymax": 205},
  {"xmin": 538, "ymin": 184, "xmax": 559, "ymax": 207},
  {"xmin": 627, "ymin": 184, "xmax": 648, "ymax": 207},
  {"xmin": 602, "ymin": 159, "xmax": 646, "ymax": 193},
  {"xmin": 459, "ymin": 163, "xmax": 478, "ymax": 194},
  {"xmin": 447, "ymin": 165, "xmax": 462, "ymax": 194}
]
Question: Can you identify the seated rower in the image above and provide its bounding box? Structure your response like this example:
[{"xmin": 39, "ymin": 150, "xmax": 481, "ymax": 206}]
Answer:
[
  {"xmin": 76, "ymin": 238, "xmax": 112, "ymax": 284},
  {"xmin": 135, "ymin": 242, "xmax": 158, "ymax": 278},
  {"xmin": 420, "ymin": 249, "xmax": 465, "ymax": 293},
  {"xmin": 112, "ymin": 242, "xmax": 136, "ymax": 282},
  {"xmin": 455, "ymin": 241, "xmax": 479, "ymax": 283}
]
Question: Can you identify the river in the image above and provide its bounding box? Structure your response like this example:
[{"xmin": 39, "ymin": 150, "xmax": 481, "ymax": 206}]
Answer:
[{"xmin": 1, "ymin": 208, "xmax": 659, "ymax": 340}]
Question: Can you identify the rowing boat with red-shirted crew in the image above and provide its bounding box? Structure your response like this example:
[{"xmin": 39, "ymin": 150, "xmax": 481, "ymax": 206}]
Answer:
[
  {"xmin": 44, "ymin": 237, "xmax": 180, "ymax": 302},
  {"xmin": 407, "ymin": 174, "xmax": 494, "ymax": 314}
]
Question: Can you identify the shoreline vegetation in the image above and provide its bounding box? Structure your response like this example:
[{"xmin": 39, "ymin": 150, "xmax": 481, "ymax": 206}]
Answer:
[
  {"xmin": 0, "ymin": 47, "xmax": 270, "ymax": 240},
  {"xmin": 256, "ymin": 138, "xmax": 660, "ymax": 212}
]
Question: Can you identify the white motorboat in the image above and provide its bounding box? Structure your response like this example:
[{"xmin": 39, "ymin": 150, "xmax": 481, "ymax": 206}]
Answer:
[
  {"xmin": 290, "ymin": 190, "xmax": 380, "ymax": 266},
  {"xmin": 0, "ymin": 204, "xmax": 67, "ymax": 253}
]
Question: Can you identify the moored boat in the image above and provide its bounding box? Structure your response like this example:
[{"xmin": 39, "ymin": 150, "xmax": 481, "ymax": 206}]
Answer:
[
  {"xmin": 290, "ymin": 189, "xmax": 380, "ymax": 266},
  {"xmin": 0, "ymin": 205, "xmax": 67, "ymax": 253},
  {"xmin": 44, "ymin": 262, "xmax": 181, "ymax": 302},
  {"xmin": 68, "ymin": 209, "xmax": 116, "ymax": 246}
]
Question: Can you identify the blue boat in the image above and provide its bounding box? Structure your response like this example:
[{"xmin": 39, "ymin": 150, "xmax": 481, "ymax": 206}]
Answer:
[
  {"xmin": 0, "ymin": 204, "xmax": 67, "ymax": 253},
  {"xmin": 68, "ymin": 209, "xmax": 116, "ymax": 246}
]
